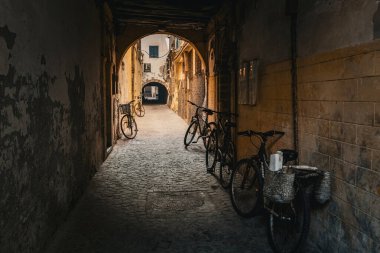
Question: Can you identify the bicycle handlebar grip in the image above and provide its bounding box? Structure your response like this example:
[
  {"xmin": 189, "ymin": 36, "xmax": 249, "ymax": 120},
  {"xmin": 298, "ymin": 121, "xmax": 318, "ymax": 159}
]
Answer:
[
  {"xmin": 237, "ymin": 130, "xmax": 251, "ymax": 136},
  {"xmin": 274, "ymin": 130, "xmax": 285, "ymax": 136},
  {"xmin": 263, "ymin": 130, "xmax": 285, "ymax": 137}
]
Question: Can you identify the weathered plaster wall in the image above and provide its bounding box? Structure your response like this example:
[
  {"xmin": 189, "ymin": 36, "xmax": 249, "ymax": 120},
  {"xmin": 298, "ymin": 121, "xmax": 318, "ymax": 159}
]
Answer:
[
  {"xmin": 0, "ymin": 0, "xmax": 104, "ymax": 252},
  {"xmin": 118, "ymin": 43, "xmax": 142, "ymax": 104},
  {"xmin": 169, "ymin": 46, "xmax": 206, "ymax": 123},
  {"xmin": 298, "ymin": 0, "xmax": 378, "ymax": 57}
]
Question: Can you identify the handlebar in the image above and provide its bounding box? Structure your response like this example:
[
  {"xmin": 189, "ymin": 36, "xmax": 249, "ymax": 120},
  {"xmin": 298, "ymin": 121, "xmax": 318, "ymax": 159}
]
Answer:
[
  {"xmin": 187, "ymin": 100, "xmax": 199, "ymax": 107},
  {"xmin": 238, "ymin": 130, "xmax": 285, "ymax": 139}
]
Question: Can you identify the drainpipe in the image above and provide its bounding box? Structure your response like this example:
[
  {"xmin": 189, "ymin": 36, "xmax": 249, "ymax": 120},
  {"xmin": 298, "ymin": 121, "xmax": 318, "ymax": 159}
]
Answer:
[
  {"xmin": 287, "ymin": 0, "xmax": 299, "ymax": 154},
  {"xmin": 132, "ymin": 46, "xmax": 135, "ymax": 99}
]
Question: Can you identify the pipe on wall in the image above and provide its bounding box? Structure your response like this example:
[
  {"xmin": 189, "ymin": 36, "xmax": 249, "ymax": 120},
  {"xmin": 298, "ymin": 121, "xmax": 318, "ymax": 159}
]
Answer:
[{"xmin": 287, "ymin": 0, "xmax": 299, "ymax": 154}]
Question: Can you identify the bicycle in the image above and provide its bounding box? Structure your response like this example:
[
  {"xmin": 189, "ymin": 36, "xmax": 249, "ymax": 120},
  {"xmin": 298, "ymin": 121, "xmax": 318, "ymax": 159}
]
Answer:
[
  {"xmin": 134, "ymin": 95, "xmax": 145, "ymax": 117},
  {"xmin": 231, "ymin": 130, "xmax": 328, "ymax": 253},
  {"xmin": 230, "ymin": 130, "xmax": 286, "ymax": 218},
  {"xmin": 205, "ymin": 111, "xmax": 238, "ymax": 187},
  {"xmin": 183, "ymin": 100, "xmax": 215, "ymax": 148},
  {"xmin": 119, "ymin": 101, "xmax": 138, "ymax": 139},
  {"xmin": 265, "ymin": 165, "xmax": 326, "ymax": 253}
]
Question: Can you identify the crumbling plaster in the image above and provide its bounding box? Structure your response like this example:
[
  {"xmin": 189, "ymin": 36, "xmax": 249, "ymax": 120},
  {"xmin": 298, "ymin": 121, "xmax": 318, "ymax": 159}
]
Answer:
[{"xmin": 0, "ymin": 0, "xmax": 104, "ymax": 252}]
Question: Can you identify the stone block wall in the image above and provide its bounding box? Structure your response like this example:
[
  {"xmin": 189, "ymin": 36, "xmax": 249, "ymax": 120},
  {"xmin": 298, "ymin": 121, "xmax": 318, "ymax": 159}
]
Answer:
[
  {"xmin": 237, "ymin": 62, "xmax": 294, "ymax": 158},
  {"xmin": 220, "ymin": 0, "xmax": 380, "ymax": 251},
  {"xmin": 0, "ymin": 0, "xmax": 105, "ymax": 252},
  {"xmin": 299, "ymin": 41, "xmax": 380, "ymax": 252}
]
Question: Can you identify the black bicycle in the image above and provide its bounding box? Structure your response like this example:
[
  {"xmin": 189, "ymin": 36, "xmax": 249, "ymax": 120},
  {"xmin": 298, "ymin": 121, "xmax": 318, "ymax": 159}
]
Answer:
[
  {"xmin": 230, "ymin": 130, "xmax": 285, "ymax": 217},
  {"xmin": 184, "ymin": 101, "xmax": 215, "ymax": 148},
  {"xmin": 231, "ymin": 130, "xmax": 326, "ymax": 253},
  {"xmin": 205, "ymin": 111, "xmax": 237, "ymax": 188},
  {"xmin": 119, "ymin": 101, "xmax": 138, "ymax": 139}
]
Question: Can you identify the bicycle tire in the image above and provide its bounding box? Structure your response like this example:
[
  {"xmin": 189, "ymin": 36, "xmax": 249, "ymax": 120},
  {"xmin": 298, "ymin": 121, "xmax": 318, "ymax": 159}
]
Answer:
[
  {"xmin": 134, "ymin": 103, "xmax": 145, "ymax": 117},
  {"xmin": 203, "ymin": 122, "xmax": 217, "ymax": 148},
  {"xmin": 230, "ymin": 158, "xmax": 263, "ymax": 217},
  {"xmin": 205, "ymin": 127, "xmax": 218, "ymax": 172},
  {"xmin": 121, "ymin": 115, "xmax": 138, "ymax": 139},
  {"xmin": 184, "ymin": 121, "xmax": 198, "ymax": 146},
  {"xmin": 267, "ymin": 191, "xmax": 310, "ymax": 253},
  {"xmin": 219, "ymin": 141, "xmax": 235, "ymax": 189}
]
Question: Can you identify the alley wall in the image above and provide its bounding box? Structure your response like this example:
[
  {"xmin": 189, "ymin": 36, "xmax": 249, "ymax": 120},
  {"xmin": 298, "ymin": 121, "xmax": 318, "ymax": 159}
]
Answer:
[
  {"xmin": 297, "ymin": 0, "xmax": 380, "ymax": 251},
  {"xmin": 0, "ymin": 0, "xmax": 105, "ymax": 252},
  {"xmin": 169, "ymin": 44, "xmax": 206, "ymax": 123},
  {"xmin": 236, "ymin": 0, "xmax": 293, "ymax": 157},
  {"xmin": 227, "ymin": 0, "xmax": 380, "ymax": 251}
]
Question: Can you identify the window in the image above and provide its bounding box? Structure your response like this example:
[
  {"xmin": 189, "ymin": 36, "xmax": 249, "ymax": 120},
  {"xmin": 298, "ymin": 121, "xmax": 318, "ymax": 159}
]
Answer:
[
  {"xmin": 149, "ymin": 46, "xmax": 159, "ymax": 58},
  {"xmin": 144, "ymin": 63, "xmax": 151, "ymax": 72}
]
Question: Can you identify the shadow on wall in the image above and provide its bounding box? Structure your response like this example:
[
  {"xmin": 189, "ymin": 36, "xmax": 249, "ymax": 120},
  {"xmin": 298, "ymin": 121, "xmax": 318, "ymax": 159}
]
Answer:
[{"xmin": 374, "ymin": 4, "xmax": 380, "ymax": 39}]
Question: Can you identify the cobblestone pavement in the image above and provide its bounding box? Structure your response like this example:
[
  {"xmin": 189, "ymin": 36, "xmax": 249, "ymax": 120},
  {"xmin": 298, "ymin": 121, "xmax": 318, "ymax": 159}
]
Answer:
[{"xmin": 46, "ymin": 105, "xmax": 272, "ymax": 253}]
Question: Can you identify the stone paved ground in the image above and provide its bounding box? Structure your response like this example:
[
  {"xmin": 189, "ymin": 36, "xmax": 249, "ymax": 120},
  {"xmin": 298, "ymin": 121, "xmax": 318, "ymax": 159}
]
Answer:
[{"xmin": 45, "ymin": 105, "xmax": 272, "ymax": 253}]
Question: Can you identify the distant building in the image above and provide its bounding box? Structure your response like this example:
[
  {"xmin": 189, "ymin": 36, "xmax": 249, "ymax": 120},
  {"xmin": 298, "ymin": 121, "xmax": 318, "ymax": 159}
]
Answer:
[{"xmin": 140, "ymin": 34, "xmax": 171, "ymax": 104}]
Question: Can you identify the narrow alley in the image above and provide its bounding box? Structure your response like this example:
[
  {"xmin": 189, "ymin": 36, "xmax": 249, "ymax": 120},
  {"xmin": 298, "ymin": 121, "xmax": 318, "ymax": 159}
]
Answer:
[
  {"xmin": 45, "ymin": 105, "xmax": 270, "ymax": 253},
  {"xmin": 2, "ymin": 0, "xmax": 380, "ymax": 252}
]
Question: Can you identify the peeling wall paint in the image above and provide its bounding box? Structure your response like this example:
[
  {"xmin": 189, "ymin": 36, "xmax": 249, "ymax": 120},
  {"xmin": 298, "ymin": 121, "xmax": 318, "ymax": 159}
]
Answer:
[{"xmin": 0, "ymin": 0, "xmax": 104, "ymax": 252}]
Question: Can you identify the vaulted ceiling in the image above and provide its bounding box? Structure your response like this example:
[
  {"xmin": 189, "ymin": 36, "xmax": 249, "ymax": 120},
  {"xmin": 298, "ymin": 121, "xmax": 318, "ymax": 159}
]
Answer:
[{"xmin": 108, "ymin": 0, "xmax": 225, "ymax": 31}]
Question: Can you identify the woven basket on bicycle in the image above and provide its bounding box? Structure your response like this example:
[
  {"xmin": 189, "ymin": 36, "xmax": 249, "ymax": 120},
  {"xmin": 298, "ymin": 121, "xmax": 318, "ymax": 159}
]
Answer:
[
  {"xmin": 263, "ymin": 168, "xmax": 295, "ymax": 204},
  {"xmin": 120, "ymin": 103, "xmax": 132, "ymax": 115}
]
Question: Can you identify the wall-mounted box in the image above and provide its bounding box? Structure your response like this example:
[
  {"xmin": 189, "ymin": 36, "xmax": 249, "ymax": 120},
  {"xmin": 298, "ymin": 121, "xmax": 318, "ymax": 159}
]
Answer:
[
  {"xmin": 238, "ymin": 59, "xmax": 259, "ymax": 105},
  {"xmin": 248, "ymin": 59, "xmax": 259, "ymax": 105}
]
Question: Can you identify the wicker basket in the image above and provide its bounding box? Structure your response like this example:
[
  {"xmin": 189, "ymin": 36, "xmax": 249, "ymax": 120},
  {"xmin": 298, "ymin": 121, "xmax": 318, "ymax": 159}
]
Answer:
[
  {"xmin": 264, "ymin": 169, "xmax": 295, "ymax": 203},
  {"xmin": 314, "ymin": 170, "xmax": 331, "ymax": 204},
  {"xmin": 120, "ymin": 104, "xmax": 132, "ymax": 115}
]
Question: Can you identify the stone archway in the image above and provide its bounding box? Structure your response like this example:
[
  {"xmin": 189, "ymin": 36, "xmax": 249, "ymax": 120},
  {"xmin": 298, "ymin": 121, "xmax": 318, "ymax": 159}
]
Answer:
[
  {"xmin": 115, "ymin": 25, "xmax": 208, "ymax": 74},
  {"xmin": 142, "ymin": 78, "xmax": 170, "ymax": 94},
  {"xmin": 142, "ymin": 82, "xmax": 169, "ymax": 104}
]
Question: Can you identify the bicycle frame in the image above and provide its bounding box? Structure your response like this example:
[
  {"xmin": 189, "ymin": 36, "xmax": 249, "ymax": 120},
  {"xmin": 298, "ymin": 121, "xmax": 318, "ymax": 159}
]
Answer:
[{"xmin": 188, "ymin": 101, "xmax": 212, "ymax": 143}]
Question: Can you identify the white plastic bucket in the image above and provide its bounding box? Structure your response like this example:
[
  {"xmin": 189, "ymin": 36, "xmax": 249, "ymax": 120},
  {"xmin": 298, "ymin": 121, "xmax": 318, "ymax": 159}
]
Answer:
[{"xmin": 269, "ymin": 151, "xmax": 283, "ymax": 172}]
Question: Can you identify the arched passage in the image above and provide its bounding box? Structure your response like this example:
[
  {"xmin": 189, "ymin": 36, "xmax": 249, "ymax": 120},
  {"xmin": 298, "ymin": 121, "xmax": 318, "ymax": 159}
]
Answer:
[
  {"xmin": 117, "ymin": 32, "xmax": 209, "ymax": 123},
  {"xmin": 142, "ymin": 82, "xmax": 168, "ymax": 104},
  {"xmin": 115, "ymin": 26, "xmax": 208, "ymax": 72}
]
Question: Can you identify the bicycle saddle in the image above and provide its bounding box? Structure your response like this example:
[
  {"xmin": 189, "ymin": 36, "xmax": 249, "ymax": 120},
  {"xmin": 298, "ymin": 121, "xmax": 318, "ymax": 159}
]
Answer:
[
  {"xmin": 280, "ymin": 149, "xmax": 298, "ymax": 164},
  {"xmin": 203, "ymin": 109, "xmax": 214, "ymax": 115}
]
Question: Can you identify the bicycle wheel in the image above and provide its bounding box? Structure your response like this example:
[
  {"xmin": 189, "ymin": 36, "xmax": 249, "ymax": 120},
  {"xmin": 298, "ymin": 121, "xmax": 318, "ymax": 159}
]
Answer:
[
  {"xmin": 203, "ymin": 122, "xmax": 217, "ymax": 148},
  {"xmin": 230, "ymin": 158, "xmax": 263, "ymax": 217},
  {"xmin": 205, "ymin": 127, "xmax": 218, "ymax": 172},
  {"xmin": 267, "ymin": 191, "xmax": 310, "ymax": 253},
  {"xmin": 220, "ymin": 141, "xmax": 235, "ymax": 189},
  {"xmin": 184, "ymin": 121, "xmax": 198, "ymax": 146},
  {"xmin": 121, "ymin": 115, "xmax": 138, "ymax": 139},
  {"xmin": 134, "ymin": 103, "xmax": 145, "ymax": 117}
]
